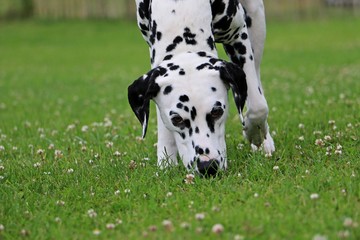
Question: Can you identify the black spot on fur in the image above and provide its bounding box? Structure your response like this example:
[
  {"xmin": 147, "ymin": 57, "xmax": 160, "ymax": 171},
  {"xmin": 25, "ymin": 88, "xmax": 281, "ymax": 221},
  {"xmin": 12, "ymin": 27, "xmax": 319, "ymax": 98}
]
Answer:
[
  {"xmin": 195, "ymin": 126, "xmax": 199, "ymax": 134},
  {"xmin": 190, "ymin": 107, "xmax": 197, "ymax": 121},
  {"xmin": 209, "ymin": 58, "xmax": 221, "ymax": 65},
  {"xmin": 183, "ymin": 27, "xmax": 197, "ymax": 45},
  {"xmin": 169, "ymin": 65, "xmax": 180, "ymax": 71},
  {"xmin": 211, "ymin": 87, "xmax": 217, "ymax": 92},
  {"xmin": 179, "ymin": 95, "xmax": 189, "ymax": 102},
  {"xmin": 234, "ymin": 42, "xmax": 247, "ymax": 55},
  {"xmin": 211, "ymin": 0, "xmax": 226, "ymax": 17},
  {"xmin": 258, "ymin": 87, "xmax": 262, "ymax": 95},
  {"xmin": 196, "ymin": 63, "xmax": 213, "ymax": 70},
  {"xmin": 184, "ymin": 106, "xmax": 189, "ymax": 112},
  {"xmin": 241, "ymin": 32, "xmax": 248, "ymax": 40},
  {"xmin": 150, "ymin": 49, "xmax": 156, "ymax": 64},
  {"xmin": 195, "ymin": 146, "xmax": 204, "ymax": 155},
  {"xmin": 197, "ymin": 51, "xmax": 207, "ymax": 57},
  {"xmin": 189, "ymin": 127, "xmax": 193, "ymax": 136},
  {"xmin": 166, "ymin": 36, "xmax": 183, "ymax": 52},
  {"xmin": 207, "ymin": 36, "xmax": 215, "ymax": 50},
  {"xmin": 163, "ymin": 55, "xmax": 173, "ymax": 61},
  {"xmin": 245, "ymin": 15, "xmax": 252, "ymax": 28},
  {"xmin": 205, "ymin": 148, "xmax": 210, "ymax": 155},
  {"xmin": 163, "ymin": 85, "xmax": 173, "ymax": 95},
  {"xmin": 206, "ymin": 113, "xmax": 215, "ymax": 133},
  {"xmin": 177, "ymin": 103, "xmax": 183, "ymax": 109},
  {"xmin": 179, "ymin": 69, "xmax": 186, "ymax": 75},
  {"xmin": 180, "ymin": 132, "xmax": 186, "ymax": 139},
  {"xmin": 213, "ymin": 16, "xmax": 232, "ymax": 31},
  {"xmin": 183, "ymin": 119, "xmax": 191, "ymax": 128}
]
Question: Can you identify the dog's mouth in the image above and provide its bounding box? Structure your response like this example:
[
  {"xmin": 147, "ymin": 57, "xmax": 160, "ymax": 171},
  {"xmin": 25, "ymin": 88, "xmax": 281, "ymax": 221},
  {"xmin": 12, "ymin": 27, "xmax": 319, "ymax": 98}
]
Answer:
[{"xmin": 196, "ymin": 159, "xmax": 220, "ymax": 177}]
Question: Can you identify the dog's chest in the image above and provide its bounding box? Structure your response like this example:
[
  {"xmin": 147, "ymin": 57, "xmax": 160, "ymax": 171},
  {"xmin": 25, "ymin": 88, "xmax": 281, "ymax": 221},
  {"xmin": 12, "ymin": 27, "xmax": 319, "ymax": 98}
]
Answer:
[{"xmin": 150, "ymin": 0, "xmax": 217, "ymax": 66}]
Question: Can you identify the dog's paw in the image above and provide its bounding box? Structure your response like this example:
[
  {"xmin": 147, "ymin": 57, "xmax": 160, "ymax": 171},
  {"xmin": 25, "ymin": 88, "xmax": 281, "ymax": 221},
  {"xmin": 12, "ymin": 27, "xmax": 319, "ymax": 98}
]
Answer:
[
  {"xmin": 244, "ymin": 118, "xmax": 275, "ymax": 156},
  {"xmin": 242, "ymin": 117, "xmax": 267, "ymax": 148},
  {"xmin": 263, "ymin": 132, "xmax": 275, "ymax": 155}
]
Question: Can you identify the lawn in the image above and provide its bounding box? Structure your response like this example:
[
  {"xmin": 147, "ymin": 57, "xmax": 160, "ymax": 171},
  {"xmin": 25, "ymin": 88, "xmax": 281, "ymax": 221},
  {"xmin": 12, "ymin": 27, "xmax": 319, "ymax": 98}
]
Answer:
[{"xmin": 0, "ymin": 15, "xmax": 359, "ymax": 239}]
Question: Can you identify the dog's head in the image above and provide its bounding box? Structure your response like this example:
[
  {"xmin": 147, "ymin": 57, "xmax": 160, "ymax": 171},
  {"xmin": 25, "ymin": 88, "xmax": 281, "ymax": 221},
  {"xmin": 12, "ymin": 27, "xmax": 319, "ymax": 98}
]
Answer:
[{"xmin": 128, "ymin": 52, "xmax": 247, "ymax": 176}]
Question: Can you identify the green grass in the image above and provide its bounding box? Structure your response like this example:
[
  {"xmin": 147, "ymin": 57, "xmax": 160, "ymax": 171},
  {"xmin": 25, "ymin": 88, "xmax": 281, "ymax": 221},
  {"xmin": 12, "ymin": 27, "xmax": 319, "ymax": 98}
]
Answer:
[{"xmin": 0, "ymin": 16, "xmax": 359, "ymax": 239}]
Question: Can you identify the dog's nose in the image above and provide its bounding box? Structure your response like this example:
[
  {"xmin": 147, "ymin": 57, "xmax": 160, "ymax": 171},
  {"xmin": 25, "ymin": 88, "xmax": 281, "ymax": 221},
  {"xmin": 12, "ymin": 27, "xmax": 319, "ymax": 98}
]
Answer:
[{"xmin": 197, "ymin": 159, "xmax": 219, "ymax": 177}]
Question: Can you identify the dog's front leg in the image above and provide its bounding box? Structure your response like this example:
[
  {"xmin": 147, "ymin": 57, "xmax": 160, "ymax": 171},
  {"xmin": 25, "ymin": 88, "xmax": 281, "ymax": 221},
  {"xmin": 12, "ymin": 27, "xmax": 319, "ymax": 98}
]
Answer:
[
  {"xmin": 223, "ymin": 7, "xmax": 274, "ymax": 154},
  {"xmin": 156, "ymin": 107, "xmax": 178, "ymax": 168}
]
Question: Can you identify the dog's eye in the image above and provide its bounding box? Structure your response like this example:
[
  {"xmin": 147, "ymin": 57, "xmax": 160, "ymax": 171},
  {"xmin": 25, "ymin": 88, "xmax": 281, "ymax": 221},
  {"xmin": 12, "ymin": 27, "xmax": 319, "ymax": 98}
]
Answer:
[
  {"xmin": 171, "ymin": 115, "xmax": 184, "ymax": 126},
  {"xmin": 211, "ymin": 107, "xmax": 223, "ymax": 119}
]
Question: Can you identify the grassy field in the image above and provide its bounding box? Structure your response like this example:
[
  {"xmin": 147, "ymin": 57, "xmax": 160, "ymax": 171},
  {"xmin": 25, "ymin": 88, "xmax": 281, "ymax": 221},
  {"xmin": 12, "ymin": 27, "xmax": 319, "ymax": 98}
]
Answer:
[{"xmin": 0, "ymin": 16, "xmax": 359, "ymax": 239}]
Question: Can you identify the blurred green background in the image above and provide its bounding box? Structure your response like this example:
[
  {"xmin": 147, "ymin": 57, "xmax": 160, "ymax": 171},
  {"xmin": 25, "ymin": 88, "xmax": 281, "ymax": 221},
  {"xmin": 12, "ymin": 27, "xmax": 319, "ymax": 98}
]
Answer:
[{"xmin": 0, "ymin": 0, "xmax": 359, "ymax": 21}]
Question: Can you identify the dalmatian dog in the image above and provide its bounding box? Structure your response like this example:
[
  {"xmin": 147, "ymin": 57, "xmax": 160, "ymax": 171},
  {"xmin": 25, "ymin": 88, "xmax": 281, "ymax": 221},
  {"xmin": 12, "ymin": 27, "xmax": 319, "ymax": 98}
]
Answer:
[{"xmin": 128, "ymin": 0, "xmax": 275, "ymax": 176}]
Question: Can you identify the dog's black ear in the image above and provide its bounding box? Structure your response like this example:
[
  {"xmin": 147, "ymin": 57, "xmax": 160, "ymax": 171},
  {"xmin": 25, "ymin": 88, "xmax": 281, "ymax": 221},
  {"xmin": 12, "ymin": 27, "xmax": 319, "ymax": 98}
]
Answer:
[
  {"xmin": 219, "ymin": 61, "xmax": 248, "ymax": 120},
  {"xmin": 128, "ymin": 68, "xmax": 164, "ymax": 138}
]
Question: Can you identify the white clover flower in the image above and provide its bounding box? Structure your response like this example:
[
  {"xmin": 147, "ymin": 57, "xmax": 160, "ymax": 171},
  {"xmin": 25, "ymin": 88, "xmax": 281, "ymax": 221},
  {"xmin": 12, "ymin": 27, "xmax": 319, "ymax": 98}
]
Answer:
[
  {"xmin": 106, "ymin": 141, "xmax": 113, "ymax": 148},
  {"xmin": 66, "ymin": 124, "xmax": 76, "ymax": 131},
  {"xmin": 114, "ymin": 190, "xmax": 120, "ymax": 195},
  {"xmin": 48, "ymin": 144, "xmax": 55, "ymax": 150},
  {"xmin": 166, "ymin": 192, "xmax": 173, "ymax": 197},
  {"xmin": 254, "ymin": 193, "xmax": 259, "ymax": 198},
  {"xmin": 324, "ymin": 135, "xmax": 332, "ymax": 141},
  {"xmin": 0, "ymin": 224, "xmax": 4, "ymax": 231},
  {"xmin": 343, "ymin": 217, "xmax": 354, "ymax": 227},
  {"xmin": 33, "ymin": 162, "xmax": 41, "ymax": 168},
  {"xmin": 195, "ymin": 213, "xmax": 205, "ymax": 221},
  {"xmin": 310, "ymin": 193, "xmax": 319, "ymax": 200},
  {"xmin": 148, "ymin": 225, "xmax": 157, "ymax": 232},
  {"xmin": 162, "ymin": 220, "xmax": 173, "ymax": 231},
  {"xmin": 298, "ymin": 123, "xmax": 305, "ymax": 129},
  {"xmin": 237, "ymin": 143, "xmax": 244, "ymax": 150},
  {"xmin": 180, "ymin": 222, "xmax": 190, "ymax": 229},
  {"xmin": 20, "ymin": 229, "xmax": 29, "ymax": 236},
  {"xmin": 56, "ymin": 200, "xmax": 65, "ymax": 206},
  {"xmin": 328, "ymin": 120, "xmax": 336, "ymax": 125},
  {"xmin": 312, "ymin": 234, "xmax": 327, "ymax": 240},
  {"xmin": 67, "ymin": 168, "xmax": 74, "ymax": 174},
  {"xmin": 104, "ymin": 118, "xmax": 112, "ymax": 128},
  {"xmin": 234, "ymin": 234, "xmax": 245, "ymax": 240},
  {"xmin": 298, "ymin": 136, "xmax": 304, "ymax": 141},
  {"xmin": 36, "ymin": 149, "xmax": 45, "ymax": 155},
  {"xmin": 212, "ymin": 223, "xmax": 224, "ymax": 234},
  {"xmin": 273, "ymin": 166, "xmax": 280, "ymax": 171},
  {"xmin": 113, "ymin": 151, "xmax": 121, "ymax": 157},
  {"xmin": 0, "ymin": 166, "xmax": 4, "ymax": 171},
  {"xmin": 334, "ymin": 149, "xmax": 342, "ymax": 155},
  {"xmin": 92, "ymin": 229, "xmax": 101, "ymax": 235},
  {"xmin": 185, "ymin": 174, "xmax": 195, "ymax": 184},
  {"xmin": 54, "ymin": 150, "xmax": 63, "ymax": 159},
  {"xmin": 124, "ymin": 189, "xmax": 130, "ymax": 193},
  {"xmin": 81, "ymin": 125, "xmax": 89, "ymax": 132},
  {"xmin": 106, "ymin": 223, "xmax": 116, "ymax": 230},
  {"xmin": 315, "ymin": 139, "xmax": 325, "ymax": 146},
  {"xmin": 54, "ymin": 217, "xmax": 61, "ymax": 223},
  {"xmin": 87, "ymin": 209, "xmax": 97, "ymax": 218}
]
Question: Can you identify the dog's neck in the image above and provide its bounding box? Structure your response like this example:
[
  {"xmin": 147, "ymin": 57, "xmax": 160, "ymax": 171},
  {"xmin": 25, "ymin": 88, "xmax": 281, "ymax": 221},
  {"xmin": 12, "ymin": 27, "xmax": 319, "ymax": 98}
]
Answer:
[{"xmin": 149, "ymin": 0, "xmax": 218, "ymax": 67}]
